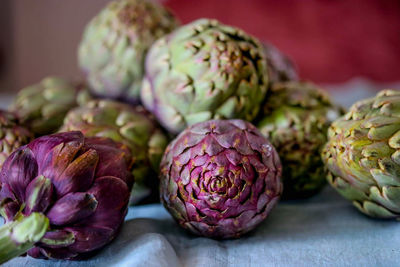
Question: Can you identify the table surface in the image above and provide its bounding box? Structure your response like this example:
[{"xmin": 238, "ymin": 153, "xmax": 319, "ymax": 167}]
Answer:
[
  {"xmin": 3, "ymin": 187, "xmax": 400, "ymax": 267},
  {"xmin": 2, "ymin": 79, "xmax": 400, "ymax": 267}
]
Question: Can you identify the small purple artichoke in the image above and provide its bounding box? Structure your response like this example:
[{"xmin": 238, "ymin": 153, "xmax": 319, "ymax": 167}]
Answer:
[
  {"xmin": 263, "ymin": 42, "xmax": 298, "ymax": 84},
  {"xmin": 160, "ymin": 120, "xmax": 282, "ymax": 239},
  {"xmin": 0, "ymin": 131, "xmax": 133, "ymax": 262}
]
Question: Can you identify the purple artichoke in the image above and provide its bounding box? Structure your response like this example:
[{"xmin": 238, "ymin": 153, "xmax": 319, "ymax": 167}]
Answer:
[
  {"xmin": 0, "ymin": 131, "xmax": 133, "ymax": 262},
  {"xmin": 263, "ymin": 42, "xmax": 298, "ymax": 84},
  {"xmin": 160, "ymin": 120, "xmax": 282, "ymax": 239}
]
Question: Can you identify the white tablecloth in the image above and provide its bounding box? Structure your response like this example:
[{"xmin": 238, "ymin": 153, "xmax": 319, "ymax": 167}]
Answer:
[{"xmin": 2, "ymin": 79, "xmax": 400, "ymax": 267}]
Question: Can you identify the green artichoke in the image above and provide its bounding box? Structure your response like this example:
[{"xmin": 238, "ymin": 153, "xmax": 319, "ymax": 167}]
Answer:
[
  {"xmin": 263, "ymin": 42, "xmax": 298, "ymax": 84},
  {"xmin": 141, "ymin": 18, "xmax": 269, "ymax": 134},
  {"xmin": 61, "ymin": 99, "xmax": 168, "ymax": 202},
  {"xmin": 257, "ymin": 82, "xmax": 344, "ymax": 199},
  {"xmin": 160, "ymin": 119, "xmax": 282, "ymax": 238},
  {"xmin": 0, "ymin": 110, "xmax": 33, "ymax": 168},
  {"xmin": 78, "ymin": 0, "xmax": 179, "ymax": 104},
  {"xmin": 322, "ymin": 89, "xmax": 400, "ymax": 219},
  {"xmin": 9, "ymin": 77, "xmax": 85, "ymax": 136}
]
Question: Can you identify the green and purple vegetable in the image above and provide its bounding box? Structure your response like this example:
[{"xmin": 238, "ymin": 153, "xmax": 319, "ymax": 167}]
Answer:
[
  {"xmin": 0, "ymin": 131, "xmax": 133, "ymax": 262},
  {"xmin": 9, "ymin": 77, "xmax": 86, "ymax": 136},
  {"xmin": 160, "ymin": 119, "xmax": 282, "ymax": 238},
  {"xmin": 141, "ymin": 18, "xmax": 269, "ymax": 134},
  {"xmin": 78, "ymin": 0, "xmax": 179, "ymax": 104},
  {"xmin": 263, "ymin": 42, "xmax": 298, "ymax": 84},
  {"xmin": 0, "ymin": 110, "xmax": 33, "ymax": 169},
  {"xmin": 322, "ymin": 89, "xmax": 400, "ymax": 219},
  {"xmin": 257, "ymin": 81, "xmax": 344, "ymax": 199}
]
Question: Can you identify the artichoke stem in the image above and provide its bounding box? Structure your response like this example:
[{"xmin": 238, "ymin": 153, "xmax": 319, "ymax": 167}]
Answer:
[{"xmin": 0, "ymin": 212, "xmax": 49, "ymax": 264}]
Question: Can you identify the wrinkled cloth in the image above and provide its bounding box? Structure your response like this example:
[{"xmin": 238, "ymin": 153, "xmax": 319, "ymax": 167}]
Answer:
[
  {"xmin": 3, "ymin": 188, "xmax": 400, "ymax": 267},
  {"xmin": 2, "ymin": 79, "xmax": 400, "ymax": 267}
]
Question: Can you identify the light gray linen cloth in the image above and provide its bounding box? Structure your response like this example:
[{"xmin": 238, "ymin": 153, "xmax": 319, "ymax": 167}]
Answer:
[{"xmin": 1, "ymin": 79, "xmax": 400, "ymax": 267}]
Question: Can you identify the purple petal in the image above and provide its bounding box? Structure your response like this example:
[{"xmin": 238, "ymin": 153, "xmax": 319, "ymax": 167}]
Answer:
[
  {"xmin": 47, "ymin": 192, "xmax": 98, "ymax": 226},
  {"xmin": 64, "ymin": 226, "xmax": 114, "ymax": 253},
  {"xmin": 0, "ymin": 182, "xmax": 17, "ymax": 201},
  {"xmin": 52, "ymin": 149, "xmax": 98, "ymax": 196},
  {"xmin": 84, "ymin": 176, "xmax": 130, "ymax": 230},
  {"xmin": 38, "ymin": 230, "xmax": 75, "ymax": 248},
  {"xmin": 28, "ymin": 132, "xmax": 84, "ymax": 169},
  {"xmin": 0, "ymin": 200, "xmax": 19, "ymax": 223},
  {"xmin": 0, "ymin": 147, "xmax": 37, "ymax": 201},
  {"xmin": 85, "ymin": 137, "xmax": 133, "ymax": 188},
  {"xmin": 0, "ymin": 183, "xmax": 19, "ymax": 222},
  {"xmin": 41, "ymin": 141, "xmax": 83, "ymax": 181},
  {"xmin": 27, "ymin": 247, "xmax": 47, "ymax": 259},
  {"xmin": 64, "ymin": 176, "xmax": 130, "ymax": 253},
  {"xmin": 37, "ymin": 247, "xmax": 78, "ymax": 260},
  {"xmin": 24, "ymin": 175, "xmax": 53, "ymax": 215}
]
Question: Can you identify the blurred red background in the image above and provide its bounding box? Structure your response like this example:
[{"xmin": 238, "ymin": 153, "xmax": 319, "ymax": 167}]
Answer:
[
  {"xmin": 165, "ymin": 0, "xmax": 400, "ymax": 83},
  {"xmin": 0, "ymin": 0, "xmax": 399, "ymax": 91}
]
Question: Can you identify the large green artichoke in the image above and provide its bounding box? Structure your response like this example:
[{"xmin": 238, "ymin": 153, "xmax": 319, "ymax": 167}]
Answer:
[
  {"xmin": 78, "ymin": 0, "xmax": 179, "ymax": 104},
  {"xmin": 322, "ymin": 90, "xmax": 400, "ymax": 219},
  {"xmin": 9, "ymin": 77, "xmax": 84, "ymax": 136},
  {"xmin": 257, "ymin": 82, "xmax": 343, "ymax": 199},
  {"xmin": 160, "ymin": 119, "xmax": 282, "ymax": 238},
  {"xmin": 263, "ymin": 42, "xmax": 298, "ymax": 84},
  {"xmin": 0, "ymin": 110, "xmax": 33, "ymax": 168},
  {"xmin": 61, "ymin": 99, "xmax": 168, "ymax": 202},
  {"xmin": 141, "ymin": 18, "xmax": 269, "ymax": 134}
]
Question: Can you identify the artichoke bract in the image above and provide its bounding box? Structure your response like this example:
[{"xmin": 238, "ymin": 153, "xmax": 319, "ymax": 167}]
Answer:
[
  {"xmin": 322, "ymin": 90, "xmax": 400, "ymax": 219},
  {"xmin": 257, "ymin": 82, "xmax": 343, "ymax": 199},
  {"xmin": 61, "ymin": 99, "xmax": 168, "ymax": 203},
  {"xmin": 0, "ymin": 110, "xmax": 33, "ymax": 168},
  {"xmin": 9, "ymin": 77, "xmax": 84, "ymax": 136},
  {"xmin": 141, "ymin": 18, "xmax": 269, "ymax": 134},
  {"xmin": 263, "ymin": 42, "xmax": 298, "ymax": 83},
  {"xmin": 78, "ymin": 0, "xmax": 179, "ymax": 104},
  {"xmin": 0, "ymin": 131, "xmax": 133, "ymax": 262},
  {"xmin": 160, "ymin": 120, "xmax": 282, "ymax": 238}
]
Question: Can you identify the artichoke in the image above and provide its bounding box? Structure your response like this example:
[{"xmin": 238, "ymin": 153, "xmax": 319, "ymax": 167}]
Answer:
[
  {"xmin": 141, "ymin": 18, "xmax": 269, "ymax": 134},
  {"xmin": 160, "ymin": 120, "xmax": 282, "ymax": 238},
  {"xmin": 263, "ymin": 42, "xmax": 298, "ymax": 84},
  {"xmin": 61, "ymin": 99, "xmax": 168, "ymax": 202},
  {"xmin": 322, "ymin": 89, "xmax": 400, "ymax": 219},
  {"xmin": 9, "ymin": 77, "xmax": 85, "ymax": 136},
  {"xmin": 0, "ymin": 110, "xmax": 33, "ymax": 168},
  {"xmin": 0, "ymin": 131, "xmax": 133, "ymax": 262},
  {"xmin": 78, "ymin": 0, "xmax": 179, "ymax": 104},
  {"xmin": 257, "ymin": 82, "xmax": 344, "ymax": 199}
]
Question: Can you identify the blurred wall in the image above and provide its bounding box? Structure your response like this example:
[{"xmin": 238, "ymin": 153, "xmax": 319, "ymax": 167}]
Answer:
[
  {"xmin": 165, "ymin": 0, "xmax": 400, "ymax": 83},
  {"xmin": 1, "ymin": 0, "xmax": 400, "ymax": 92},
  {"xmin": 1, "ymin": 0, "xmax": 110, "ymax": 91},
  {"xmin": 0, "ymin": 0, "xmax": 13, "ymax": 91}
]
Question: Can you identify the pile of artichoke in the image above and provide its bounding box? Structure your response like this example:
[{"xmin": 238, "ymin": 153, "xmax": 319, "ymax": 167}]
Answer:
[{"xmin": 0, "ymin": 0, "xmax": 397, "ymax": 263}]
